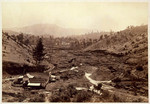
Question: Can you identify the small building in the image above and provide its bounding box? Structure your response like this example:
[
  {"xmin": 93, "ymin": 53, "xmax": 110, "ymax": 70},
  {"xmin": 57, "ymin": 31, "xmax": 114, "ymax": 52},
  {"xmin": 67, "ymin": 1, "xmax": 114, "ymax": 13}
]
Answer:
[
  {"xmin": 12, "ymin": 73, "xmax": 49, "ymax": 88},
  {"xmin": 28, "ymin": 78, "xmax": 47, "ymax": 88}
]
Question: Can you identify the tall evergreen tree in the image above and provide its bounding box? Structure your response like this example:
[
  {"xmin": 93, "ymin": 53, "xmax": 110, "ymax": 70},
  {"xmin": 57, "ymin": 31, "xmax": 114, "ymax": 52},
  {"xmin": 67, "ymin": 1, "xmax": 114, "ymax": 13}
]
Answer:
[
  {"xmin": 17, "ymin": 33, "xmax": 24, "ymax": 43},
  {"xmin": 33, "ymin": 38, "xmax": 45, "ymax": 65}
]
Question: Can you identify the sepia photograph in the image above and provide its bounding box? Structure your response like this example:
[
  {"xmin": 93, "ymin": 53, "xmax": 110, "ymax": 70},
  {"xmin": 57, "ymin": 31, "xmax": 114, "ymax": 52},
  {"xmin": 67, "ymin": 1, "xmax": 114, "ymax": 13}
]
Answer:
[{"xmin": 1, "ymin": 0, "xmax": 149, "ymax": 103}]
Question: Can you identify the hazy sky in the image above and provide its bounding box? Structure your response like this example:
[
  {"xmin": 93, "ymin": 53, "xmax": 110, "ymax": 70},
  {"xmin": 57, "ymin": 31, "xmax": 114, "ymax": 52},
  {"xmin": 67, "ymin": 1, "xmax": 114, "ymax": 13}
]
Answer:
[{"xmin": 2, "ymin": 2, "xmax": 148, "ymax": 31}]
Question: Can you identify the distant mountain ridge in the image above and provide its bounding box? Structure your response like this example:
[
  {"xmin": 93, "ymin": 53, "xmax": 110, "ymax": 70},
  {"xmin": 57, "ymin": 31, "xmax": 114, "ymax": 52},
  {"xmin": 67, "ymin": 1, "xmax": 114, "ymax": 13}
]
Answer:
[{"xmin": 3, "ymin": 24, "xmax": 92, "ymax": 37}]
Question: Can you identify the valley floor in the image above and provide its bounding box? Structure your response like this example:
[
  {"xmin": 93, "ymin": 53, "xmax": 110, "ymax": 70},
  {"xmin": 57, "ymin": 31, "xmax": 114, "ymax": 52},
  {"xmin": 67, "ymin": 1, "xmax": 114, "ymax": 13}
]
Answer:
[{"xmin": 2, "ymin": 48, "xmax": 148, "ymax": 102}]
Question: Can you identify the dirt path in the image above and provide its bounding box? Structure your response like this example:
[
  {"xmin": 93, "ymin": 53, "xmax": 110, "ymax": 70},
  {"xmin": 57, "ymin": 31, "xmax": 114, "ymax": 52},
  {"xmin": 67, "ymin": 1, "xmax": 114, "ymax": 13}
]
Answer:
[
  {"xmin": 85, "ymin": 72, "xmax": 113, "ymax": 90},
  {"xmin": 84, "ymin": 72, "xmax": 113, "ymax": 95},
  {"xmin": 85, "ymin": 72, "xmax": 111, "ymax": 86},
  {"xmin": 84, "ymin": 72, "xmax": 148, "ymax": 102}
]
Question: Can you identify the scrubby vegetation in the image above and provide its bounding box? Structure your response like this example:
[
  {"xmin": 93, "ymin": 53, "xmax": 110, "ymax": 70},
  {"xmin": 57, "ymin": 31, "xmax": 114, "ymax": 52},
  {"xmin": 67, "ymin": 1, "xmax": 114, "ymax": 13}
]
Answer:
[
  {"xmin": 2, "ymin": 25, "xmax": 148, "ymax": 102},
  {"xmin": 50, "ymin": 84, "xmax": 93, "ymax": 102}
]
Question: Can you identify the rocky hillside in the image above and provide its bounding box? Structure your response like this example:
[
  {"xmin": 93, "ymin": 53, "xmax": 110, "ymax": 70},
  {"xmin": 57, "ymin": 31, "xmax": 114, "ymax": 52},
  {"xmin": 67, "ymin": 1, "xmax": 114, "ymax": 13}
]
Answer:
[
  {"xmin": 83, "ymin": 25, "xmax": 148, "ymax": 97},
  {"xmin": 85, "ymin": 25, "xmax": 148, "ymax": 55},
  {"xmin": 85, "ymin": 25, "xmax": 148, "ymax": 83},
  {"xmin": 2, "ymin": 32, "xmax": 34, "ymax": 65},
  {"xmin": 2, "ymin": 32, "xmax": 36, "ymax": 75}
]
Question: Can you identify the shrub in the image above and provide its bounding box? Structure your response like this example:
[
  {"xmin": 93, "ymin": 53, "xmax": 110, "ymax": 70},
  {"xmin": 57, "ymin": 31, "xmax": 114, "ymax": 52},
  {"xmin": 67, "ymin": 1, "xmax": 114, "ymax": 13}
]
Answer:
[
  {"xmin": 113, "ymin": 94, "xmax": 123, "ymax": 102},
  {"xmin": 67, "ymin": 84, "xmax": 77, "ymax": 97},
  {"xmin": 112, "ymin": 77, "xmax": 121, "ymax": 83},
  {"xmin": 101, "ymin": 90, "xmax": 110, "ymax": 99},
  {"xmin": 74, "ymin": 90, "xmax": 92, "ymax": 102},
  {"xmin": 50, "ymin": 84, "xmax": 93, "ymax": 102},
  {"xmin": 136, "ymin": 66, "xmax": 144, "ymax": 71},
  {"xmin": 50, "ymin": 84, "xmax": 76, "ymax": 102},
  {"xmin": 50, "ymin": 90, "xmax": 71, "ymax": 102}
]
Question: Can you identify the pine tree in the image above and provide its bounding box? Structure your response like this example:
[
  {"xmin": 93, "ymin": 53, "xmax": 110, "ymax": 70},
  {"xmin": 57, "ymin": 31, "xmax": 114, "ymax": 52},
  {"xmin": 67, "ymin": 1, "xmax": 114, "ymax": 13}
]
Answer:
[
  {"xmin": 17, "ymin": 33, "xmax": 24, "ymax": 43},
  {"xmin": 24, "ymin": 39, "xmax": 30, "ymax": 46},
  {"xmin": 33, "ymin": 38, "xmax": 45, "ymax": 65}
]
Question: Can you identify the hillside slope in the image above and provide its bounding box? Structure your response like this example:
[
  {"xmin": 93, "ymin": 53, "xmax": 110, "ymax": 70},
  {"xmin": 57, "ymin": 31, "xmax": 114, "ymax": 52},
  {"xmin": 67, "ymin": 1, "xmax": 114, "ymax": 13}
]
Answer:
[
  {"xmin": 85, "ymin": 25, "xmax": 147, "ymax": 55},
  {"xmin": 2, "ymin": 32, "xmax": 34, "ymax": 65},
  {"xmin": 85, "ymin": 25, "xmax": 148, "ymax": 82}
]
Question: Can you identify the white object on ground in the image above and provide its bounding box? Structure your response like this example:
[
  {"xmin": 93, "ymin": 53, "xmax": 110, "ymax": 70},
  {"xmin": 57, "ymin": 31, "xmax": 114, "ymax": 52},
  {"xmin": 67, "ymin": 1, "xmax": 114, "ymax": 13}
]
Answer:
[
  {"xmin": 18, "ymin": 76, "xmax": 23, "ymax": 78},
  {"xmin": 89, "ymin": 85, "xmax": 94, "ymax": 90},
  {"xmin": 51, "ymin": 75, "xmax": 56, "ymax": 78},
  {"xmin": 89, "ymin": 85, "xmax": 102, "ymax": 95},
  {"xmin": 70, "ymin": 66, "xmax": 78, "ymax": 70},
  {"xmin": 85, "ymin": 73, "xmax": 100, "ymax": 86},
  {"xmin": 60, "ymin": 70, "xmax": 67, "ymax": 72},
  {"xmin": 26, "ymin": 73, "xmax": 34, "ymax": 78},
  {"xmin": 45, "ymin": 91, "xmax": 50, "ymax": 94},
  {"xmin": 76, "ymin": 87, "xmax": 87, "ymax": 90},
  {"xmin": 28, "ymin": 83, "xmax": 41, "ymax": 86},
  {"xmin": 85, "ymin": 73, "xmax": 111, "ymax": 86},
  {"xmin": 74, "ymin": 70, "xmax": 78, "ymax": 72}
]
